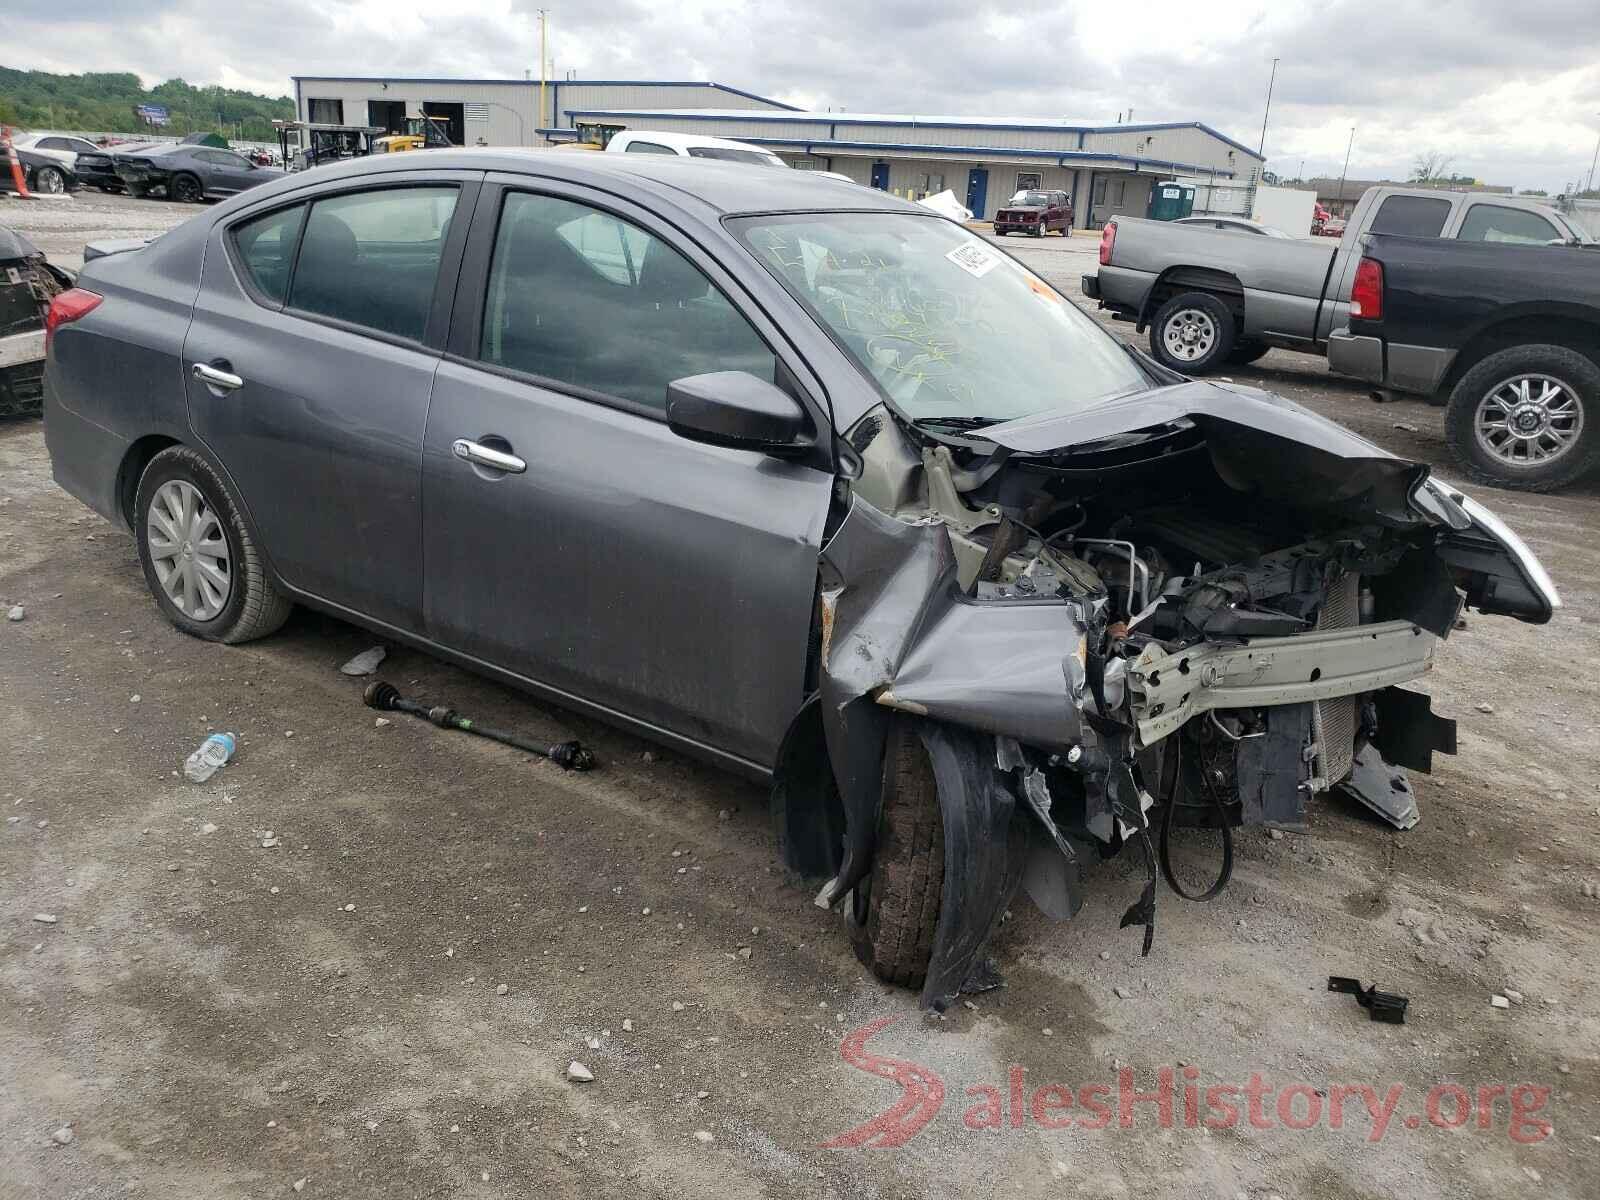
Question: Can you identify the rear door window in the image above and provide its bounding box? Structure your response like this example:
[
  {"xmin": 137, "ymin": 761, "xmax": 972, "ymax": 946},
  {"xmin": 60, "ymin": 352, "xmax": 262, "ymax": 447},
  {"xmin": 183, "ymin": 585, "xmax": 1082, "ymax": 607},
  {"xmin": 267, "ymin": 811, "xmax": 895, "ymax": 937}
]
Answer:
[
  {"xmin": 1368, "ymin": 195, "xmax": 1452, "ymax": 238},
  {"xmin": 287, "ymin": 187, "xmax": 459, "ymax": 341},
  {"xmin": 1456, "ymin": 204, "xmax": 1561, "ymax": 244},
  {"xmin": 232, "ymin": 204, "xmax": 306, "ymax": 304},
  {"xmin": 624, "ymin": 141, "xmax": 677, "ymax": 155},
  {"xmin": 478, "ymin": 192, "xmax": 775, "ymax": 411}
]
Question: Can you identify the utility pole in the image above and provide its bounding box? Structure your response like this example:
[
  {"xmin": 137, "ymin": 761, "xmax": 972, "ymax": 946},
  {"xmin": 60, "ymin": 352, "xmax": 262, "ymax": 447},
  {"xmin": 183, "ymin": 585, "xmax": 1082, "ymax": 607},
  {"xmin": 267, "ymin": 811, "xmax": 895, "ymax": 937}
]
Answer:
[
  {"xmin": 538, "ymin": 9, "xmax": 549, "ymax": 133},
  {"xmin": 1297, "ymin": 157, "xmax": 1304, "ymax": 183},
  {"xmin": 1258, "ymin": 57, "xmax": 1279, "ymax": 157},
  {"xmin": 1337, "ymin": 125, "xmax": 1355, "ymax": 211}
]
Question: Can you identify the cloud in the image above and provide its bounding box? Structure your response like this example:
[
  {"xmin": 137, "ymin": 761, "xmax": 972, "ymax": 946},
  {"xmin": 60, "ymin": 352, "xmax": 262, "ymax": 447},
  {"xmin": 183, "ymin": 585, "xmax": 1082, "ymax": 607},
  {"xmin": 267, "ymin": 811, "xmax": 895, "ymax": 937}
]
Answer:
[{"xmin": 6, "ymin": 0, "xmax": 1600, "ymax": 190}]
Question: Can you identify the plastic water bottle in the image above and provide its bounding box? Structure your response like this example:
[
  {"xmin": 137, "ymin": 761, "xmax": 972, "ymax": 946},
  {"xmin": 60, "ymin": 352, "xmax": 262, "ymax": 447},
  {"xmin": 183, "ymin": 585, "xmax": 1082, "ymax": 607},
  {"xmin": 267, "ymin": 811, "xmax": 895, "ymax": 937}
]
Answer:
[{"xmin": 184, "ymin": 732, "xmax": 236, "ymax": 783}]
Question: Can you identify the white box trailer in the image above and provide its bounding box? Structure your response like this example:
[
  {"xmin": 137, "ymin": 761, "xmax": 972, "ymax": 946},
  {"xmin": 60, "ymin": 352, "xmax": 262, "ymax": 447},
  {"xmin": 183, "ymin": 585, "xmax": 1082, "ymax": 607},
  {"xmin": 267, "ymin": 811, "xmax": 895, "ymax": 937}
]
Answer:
[{"xmin": 1252, "ymin": 185, "xmax": 1318, "ymax": 236}]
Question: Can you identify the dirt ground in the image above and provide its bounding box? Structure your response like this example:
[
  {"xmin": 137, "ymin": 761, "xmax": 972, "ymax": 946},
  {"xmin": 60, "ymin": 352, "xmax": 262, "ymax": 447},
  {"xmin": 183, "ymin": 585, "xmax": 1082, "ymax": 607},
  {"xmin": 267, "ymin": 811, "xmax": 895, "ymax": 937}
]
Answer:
[{"xmin": 2, "ymin": 190, "xmax": 1598, "ymax": 1199}]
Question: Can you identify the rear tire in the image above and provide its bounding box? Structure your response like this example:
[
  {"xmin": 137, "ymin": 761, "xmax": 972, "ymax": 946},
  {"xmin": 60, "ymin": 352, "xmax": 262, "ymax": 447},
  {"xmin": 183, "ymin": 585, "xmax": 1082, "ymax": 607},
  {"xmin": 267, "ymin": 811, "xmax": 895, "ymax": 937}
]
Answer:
[
  {"xmin": 171, "ymin": 173, "xmax": 202, "ymax": 204},
  {"xmin": 31, "ymin": 165, "xmax": 66, "ymax": 194},
  {"xmin": 134, "ymin": 446, "xmax": 292, "ymax": 643},
  {"xmin": 1444, "ymin": 343, "xmax": 1600, "ymax": 492},
  {"xmin": 1148, "ymin": 291, "xmax": 1237, "ymax": 374},
  {"xmin": 850, "ymin": 716, "xmax": 945, "ymax": 989}
]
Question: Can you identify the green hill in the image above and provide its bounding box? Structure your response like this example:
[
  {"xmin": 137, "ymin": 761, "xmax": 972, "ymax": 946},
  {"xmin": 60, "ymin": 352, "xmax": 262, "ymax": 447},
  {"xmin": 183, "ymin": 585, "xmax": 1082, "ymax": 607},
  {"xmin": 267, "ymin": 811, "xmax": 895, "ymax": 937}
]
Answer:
[{"xmin": 0, "ymin": 67, "xmax": 293, "ymax": 141}]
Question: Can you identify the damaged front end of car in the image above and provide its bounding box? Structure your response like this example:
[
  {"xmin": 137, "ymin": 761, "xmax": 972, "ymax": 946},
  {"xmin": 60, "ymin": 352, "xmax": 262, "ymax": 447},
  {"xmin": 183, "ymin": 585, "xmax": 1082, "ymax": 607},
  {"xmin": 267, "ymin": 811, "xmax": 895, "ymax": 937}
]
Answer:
[{"xmin": 774, "ymin": 379, "xmax": 1558, "ymax": 1010}]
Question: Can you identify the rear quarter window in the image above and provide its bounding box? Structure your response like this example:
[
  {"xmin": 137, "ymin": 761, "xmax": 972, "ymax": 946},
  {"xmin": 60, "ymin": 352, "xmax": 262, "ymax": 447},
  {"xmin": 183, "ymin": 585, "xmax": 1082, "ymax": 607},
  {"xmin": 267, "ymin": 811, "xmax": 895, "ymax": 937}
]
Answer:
[
  {"xmin": 1368, "ymin": 195, "xmax": 1452, "ymax": 238},
  {"xmin": 231, "ymin": 204, "xmax": 306, "ymax": 304}
]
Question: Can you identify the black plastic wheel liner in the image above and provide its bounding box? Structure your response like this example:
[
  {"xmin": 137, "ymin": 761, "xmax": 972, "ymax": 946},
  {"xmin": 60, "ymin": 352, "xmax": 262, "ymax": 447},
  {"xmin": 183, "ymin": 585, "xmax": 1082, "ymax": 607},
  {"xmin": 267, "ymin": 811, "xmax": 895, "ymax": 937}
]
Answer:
[{"xmin": 915, "ymin": 720, "xmax": 1028, "ymax": 1011}]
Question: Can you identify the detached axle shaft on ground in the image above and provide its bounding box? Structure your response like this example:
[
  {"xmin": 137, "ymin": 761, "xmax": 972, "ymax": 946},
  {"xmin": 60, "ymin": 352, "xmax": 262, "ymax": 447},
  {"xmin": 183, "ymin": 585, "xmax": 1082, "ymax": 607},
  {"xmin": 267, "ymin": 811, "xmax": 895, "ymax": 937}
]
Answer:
[{"xmin": 363, "ymin": 681, "xmax": 596, "ymax": 771}]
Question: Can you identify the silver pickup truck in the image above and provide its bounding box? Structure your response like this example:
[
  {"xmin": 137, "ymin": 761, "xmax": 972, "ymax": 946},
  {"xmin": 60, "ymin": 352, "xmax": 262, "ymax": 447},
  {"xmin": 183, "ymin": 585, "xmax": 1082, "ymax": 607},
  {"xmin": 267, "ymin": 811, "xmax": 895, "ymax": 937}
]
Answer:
[{"xmin": 1084, "ymin": 186, "xmax": 1586, "ymax": 378}]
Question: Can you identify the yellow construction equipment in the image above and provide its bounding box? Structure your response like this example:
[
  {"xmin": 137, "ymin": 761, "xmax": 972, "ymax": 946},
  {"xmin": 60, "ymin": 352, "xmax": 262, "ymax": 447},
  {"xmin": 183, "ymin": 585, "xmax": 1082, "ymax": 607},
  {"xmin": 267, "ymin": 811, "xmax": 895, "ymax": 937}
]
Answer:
[{"xmin": 374, "ymin": 115, "xmax": 454, "ymax": 154}]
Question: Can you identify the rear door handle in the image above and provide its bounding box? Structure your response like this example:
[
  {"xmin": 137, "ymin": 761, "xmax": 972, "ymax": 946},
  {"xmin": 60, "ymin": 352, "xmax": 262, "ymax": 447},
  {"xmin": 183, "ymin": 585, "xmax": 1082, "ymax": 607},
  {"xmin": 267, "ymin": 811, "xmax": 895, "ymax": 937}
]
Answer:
[
  {"xmin": 452, "ymin": 438, "xmax": 527, "ymax": 474},
  {"xmin": 192, "ymin": 362, "xmax": 244, "ymax": 391}
]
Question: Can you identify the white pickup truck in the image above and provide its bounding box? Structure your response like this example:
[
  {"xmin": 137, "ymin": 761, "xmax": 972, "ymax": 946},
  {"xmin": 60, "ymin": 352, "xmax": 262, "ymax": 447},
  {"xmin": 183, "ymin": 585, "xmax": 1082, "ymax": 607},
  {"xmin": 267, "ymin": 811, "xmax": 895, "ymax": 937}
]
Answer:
[{"xmin": 1083, "ymin": 186, "xmax": 1586, "ymax": 379}]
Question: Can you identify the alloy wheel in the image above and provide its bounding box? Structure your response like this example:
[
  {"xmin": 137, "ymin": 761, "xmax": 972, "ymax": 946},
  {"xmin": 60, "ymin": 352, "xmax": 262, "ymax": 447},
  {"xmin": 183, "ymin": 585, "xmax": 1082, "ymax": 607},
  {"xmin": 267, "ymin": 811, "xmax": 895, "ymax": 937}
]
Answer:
[
  {"xmin": 146, "ymin": 480, "xmax": 232, "ymax": 620},
  {"xmin": 1473, "ymin": 373, "xmax": 1584, "ymax": 468},
  {"xmin": 1162, "ymin": 308, "xmax": 1217, "ymax": 362},
  {"xmin": 34, "ymin": 167, "xmax": 65, "ymax": 194}
]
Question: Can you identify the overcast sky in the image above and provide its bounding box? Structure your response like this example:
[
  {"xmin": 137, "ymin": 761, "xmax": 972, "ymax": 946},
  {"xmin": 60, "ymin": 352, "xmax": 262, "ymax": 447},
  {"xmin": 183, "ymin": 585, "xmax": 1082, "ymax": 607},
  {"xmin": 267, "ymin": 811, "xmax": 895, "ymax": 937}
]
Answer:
[{"xmin": 11, "ymin": 0, "xmax": 1600, "ymax": 192}]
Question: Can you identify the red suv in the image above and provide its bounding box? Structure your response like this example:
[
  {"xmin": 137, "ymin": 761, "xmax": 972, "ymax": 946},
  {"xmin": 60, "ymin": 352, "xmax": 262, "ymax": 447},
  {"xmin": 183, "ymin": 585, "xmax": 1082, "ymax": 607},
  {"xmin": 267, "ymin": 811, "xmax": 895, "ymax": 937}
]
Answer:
[{"xmin": 994, "ymin": 189, "xmax": 1073, "ymax": 237}]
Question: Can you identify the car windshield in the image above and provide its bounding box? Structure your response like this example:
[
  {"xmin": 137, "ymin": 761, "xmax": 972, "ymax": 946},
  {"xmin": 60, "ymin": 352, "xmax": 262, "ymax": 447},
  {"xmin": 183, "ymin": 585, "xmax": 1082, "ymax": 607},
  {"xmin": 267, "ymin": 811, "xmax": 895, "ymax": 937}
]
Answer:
[
  {"xmin": 1009, "ymin": 191, "xmax": 1051, "ymax": 206},
  {"xmin": 730, "ymin": 212, "xmax": 1149, "ymax": 425},
  {"xmin": 687, "ymin": 146, "xmax": 786, "ymax": 168}
]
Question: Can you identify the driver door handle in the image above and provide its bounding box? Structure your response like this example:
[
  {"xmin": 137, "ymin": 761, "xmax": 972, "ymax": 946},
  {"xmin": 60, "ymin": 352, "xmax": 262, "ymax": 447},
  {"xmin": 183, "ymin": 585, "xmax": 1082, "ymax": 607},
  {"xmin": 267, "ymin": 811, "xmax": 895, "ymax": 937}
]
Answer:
[
  {"xmin": 452, "ymin": 438, "xmax": 527, "ymax": 474},
  {"xmin": 192, "ymin": 362, "xmax": 244, "ymax": 391}
]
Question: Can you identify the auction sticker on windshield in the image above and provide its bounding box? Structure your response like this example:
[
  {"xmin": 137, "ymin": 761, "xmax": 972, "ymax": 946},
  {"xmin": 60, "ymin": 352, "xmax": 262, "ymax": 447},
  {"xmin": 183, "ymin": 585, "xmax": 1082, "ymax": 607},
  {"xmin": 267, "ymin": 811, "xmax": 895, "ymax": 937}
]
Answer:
[{"xmin": 946, "ymin": 241, "xmax": 1000, "ymax": 278}]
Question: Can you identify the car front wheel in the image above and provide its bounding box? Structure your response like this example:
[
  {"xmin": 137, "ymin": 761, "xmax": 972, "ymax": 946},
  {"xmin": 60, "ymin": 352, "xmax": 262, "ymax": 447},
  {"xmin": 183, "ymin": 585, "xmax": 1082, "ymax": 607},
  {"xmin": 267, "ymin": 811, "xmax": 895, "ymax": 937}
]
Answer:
[
  {"xmin": 134, "ymin": 446, "xmax": 292, "ymax": 643},
  {"xmin": 31, "ymin": 165, "xmax": 66, "ymax": 194},
  {"xmin": 1149, "ymin": 291, "xmax": 1237, "ymax": 373},
  {"xmin": 850, "ymin": 715, "xmax": 944, "ymax": 989},
  {"xmin": 1445, "ymin": 343, "xmax": 1600, "ymax": 491}
]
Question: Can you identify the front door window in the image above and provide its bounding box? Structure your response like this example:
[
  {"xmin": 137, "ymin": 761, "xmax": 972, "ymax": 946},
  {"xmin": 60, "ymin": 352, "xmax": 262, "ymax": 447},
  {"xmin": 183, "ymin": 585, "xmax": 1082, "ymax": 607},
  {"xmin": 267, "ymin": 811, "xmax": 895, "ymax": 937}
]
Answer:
[{"xmin": 478, "ymin": 192, "xmax": 775, "ymax": 411}]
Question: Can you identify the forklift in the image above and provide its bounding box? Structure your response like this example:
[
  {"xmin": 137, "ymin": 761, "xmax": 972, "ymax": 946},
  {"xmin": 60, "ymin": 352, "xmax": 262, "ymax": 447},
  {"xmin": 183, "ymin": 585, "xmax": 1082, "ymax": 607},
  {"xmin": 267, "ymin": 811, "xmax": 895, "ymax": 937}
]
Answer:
[
  {"xmin": 374, "ymin": 115, "xmax": 455, "ymax": 154},
  {"xmin": 273, "ymin": 120, "xmax": 384, "ymax": 171}
]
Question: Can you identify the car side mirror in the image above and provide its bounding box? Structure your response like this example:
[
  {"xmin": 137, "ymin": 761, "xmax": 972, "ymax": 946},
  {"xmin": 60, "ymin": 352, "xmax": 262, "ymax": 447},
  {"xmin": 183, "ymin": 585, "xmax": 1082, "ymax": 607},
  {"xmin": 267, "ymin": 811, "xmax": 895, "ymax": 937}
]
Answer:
[{"xmin": 666, "ymin": 371, "xmax": 811, "ymax": 454}]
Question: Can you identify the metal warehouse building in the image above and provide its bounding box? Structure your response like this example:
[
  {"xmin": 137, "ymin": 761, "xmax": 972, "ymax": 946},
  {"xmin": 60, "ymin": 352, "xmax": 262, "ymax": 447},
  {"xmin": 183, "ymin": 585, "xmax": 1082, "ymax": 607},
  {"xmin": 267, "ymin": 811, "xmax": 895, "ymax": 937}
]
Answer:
[{"xmin": 292, "ymin": 75, "xmax": 1261, "ymax": 226}]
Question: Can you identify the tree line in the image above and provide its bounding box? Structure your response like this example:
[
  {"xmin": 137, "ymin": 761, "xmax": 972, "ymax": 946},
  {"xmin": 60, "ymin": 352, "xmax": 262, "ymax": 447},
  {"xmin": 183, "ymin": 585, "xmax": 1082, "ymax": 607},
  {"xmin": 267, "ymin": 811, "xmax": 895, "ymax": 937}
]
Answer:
[{"xmin": 0, "ymin": 67, "xmax": 293, "ymax": 141}]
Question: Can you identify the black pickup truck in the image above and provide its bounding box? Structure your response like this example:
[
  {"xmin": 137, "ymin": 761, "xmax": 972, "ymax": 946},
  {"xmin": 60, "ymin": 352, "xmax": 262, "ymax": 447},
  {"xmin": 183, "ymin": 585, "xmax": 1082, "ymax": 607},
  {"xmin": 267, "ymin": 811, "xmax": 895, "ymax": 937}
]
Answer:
[{"xmin": 1329, "ymin": 231, "xmax": 1600, "ymax": 491}]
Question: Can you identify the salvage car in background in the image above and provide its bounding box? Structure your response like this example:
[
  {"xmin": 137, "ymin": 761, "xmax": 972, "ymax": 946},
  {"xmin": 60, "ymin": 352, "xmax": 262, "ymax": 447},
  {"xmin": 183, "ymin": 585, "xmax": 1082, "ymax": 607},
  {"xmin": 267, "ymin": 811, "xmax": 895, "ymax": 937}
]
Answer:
[
  {"xmin": 113, "ymin": 143, "xmax": 284, "ymax": 202},
  {"xmin": 43, "ymin": 152, "xmax": 1558, "ymax": 1008},
  {"xmin": 993, "ymin": 189, "xmax": 1072, "ymax": 236},
  {"xmin": 4, "ymin": 146, "xmax": 80, "ymax": 196},
  {"xmin": 1086, "ymin": 185, "xmax": 1584, "ymax": 374},
  {"xmin": 1, "ymin": 226, "xmax": 71, "ymax": 417},
  {"xmin": 1331, "ymin": 231, "xmax": 1600, "ymax": 490},
  {"xmin": 9, "ymin": 131, "xmax": 102, "ymax": 174}
]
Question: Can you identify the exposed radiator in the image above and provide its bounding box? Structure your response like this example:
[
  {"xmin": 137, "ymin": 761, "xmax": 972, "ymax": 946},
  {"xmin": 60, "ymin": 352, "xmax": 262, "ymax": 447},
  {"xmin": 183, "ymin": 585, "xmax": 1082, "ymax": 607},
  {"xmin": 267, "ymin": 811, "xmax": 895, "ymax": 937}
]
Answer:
[{"xmin": 1312, "ymin": 573, "xmax": 1361, "ymax": 788}]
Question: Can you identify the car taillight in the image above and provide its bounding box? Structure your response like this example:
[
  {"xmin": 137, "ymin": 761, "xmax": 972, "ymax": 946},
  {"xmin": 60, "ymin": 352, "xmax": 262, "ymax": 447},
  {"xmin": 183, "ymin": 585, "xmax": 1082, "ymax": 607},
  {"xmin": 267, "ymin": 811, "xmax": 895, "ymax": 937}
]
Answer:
[
  {"xmin": 45, "ymin": 288, "xmax": 103, "ymax": 352},
  {"xmin": 1099, "ymin": 220, "xmax": 1117, "ymax": 265},
  {"xmin": 1350, "ymin": 257, "xmax": 1383, "ymax": 320}
]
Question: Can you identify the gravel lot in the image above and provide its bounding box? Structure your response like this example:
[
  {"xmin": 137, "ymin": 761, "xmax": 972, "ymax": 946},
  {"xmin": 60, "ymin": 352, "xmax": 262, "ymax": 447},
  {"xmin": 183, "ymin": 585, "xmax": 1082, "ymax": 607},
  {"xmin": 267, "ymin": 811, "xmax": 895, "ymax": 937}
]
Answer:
[{"xmin": 3, "ymin": 188, "xmax": 1599, "ymax": 1199}]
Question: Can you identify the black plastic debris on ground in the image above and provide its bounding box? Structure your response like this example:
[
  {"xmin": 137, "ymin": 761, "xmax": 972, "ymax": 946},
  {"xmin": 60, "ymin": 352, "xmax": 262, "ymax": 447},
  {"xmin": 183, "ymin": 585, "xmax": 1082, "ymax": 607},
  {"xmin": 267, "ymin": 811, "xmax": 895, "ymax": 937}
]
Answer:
[{"xmin": 1328, "ymin": 975, "xmax": 1409, "ymax": 1024}]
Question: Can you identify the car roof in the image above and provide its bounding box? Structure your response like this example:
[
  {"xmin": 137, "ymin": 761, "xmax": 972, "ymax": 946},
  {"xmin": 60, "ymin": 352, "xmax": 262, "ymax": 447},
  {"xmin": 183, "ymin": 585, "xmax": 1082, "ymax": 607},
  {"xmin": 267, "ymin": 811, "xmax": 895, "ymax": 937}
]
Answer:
[
  {"xmin": 266, "ymin": 148, "xmax": 917, "ymax": 216},
  {"xmin": 610, "ymin": 130, "xmax": 779, "ymax": 155}
]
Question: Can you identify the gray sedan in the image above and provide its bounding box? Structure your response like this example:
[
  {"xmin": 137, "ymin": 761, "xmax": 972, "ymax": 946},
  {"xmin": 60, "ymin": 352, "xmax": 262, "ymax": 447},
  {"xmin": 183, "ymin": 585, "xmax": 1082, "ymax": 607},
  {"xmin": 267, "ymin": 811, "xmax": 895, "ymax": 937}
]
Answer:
[
  {"xmin": 112, "ymin": 143, "xmax": 283, "ymax": 203},
  {"xmin": 43, "ymin": 150, "xmax": 1557, "ymax": 1008}
]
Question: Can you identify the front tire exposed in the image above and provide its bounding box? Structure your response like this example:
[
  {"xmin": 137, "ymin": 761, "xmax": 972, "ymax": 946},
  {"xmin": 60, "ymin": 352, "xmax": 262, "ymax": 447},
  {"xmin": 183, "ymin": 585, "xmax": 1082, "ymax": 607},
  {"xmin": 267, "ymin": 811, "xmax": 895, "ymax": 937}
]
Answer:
[
  {"xmin": 1444, "ymin": 343, "xmax": 1600, "ymax": 492},
  {"xmin": 850, "ymin": 715, "xmax": 945, "ymax": 989},
  {"xmin": 1148, "ymin": 291, "xmax": 1237, "ymax": 373},
  {"xmin": 134, "ymin": 446, "xmax": 292, "ymax": 643}
]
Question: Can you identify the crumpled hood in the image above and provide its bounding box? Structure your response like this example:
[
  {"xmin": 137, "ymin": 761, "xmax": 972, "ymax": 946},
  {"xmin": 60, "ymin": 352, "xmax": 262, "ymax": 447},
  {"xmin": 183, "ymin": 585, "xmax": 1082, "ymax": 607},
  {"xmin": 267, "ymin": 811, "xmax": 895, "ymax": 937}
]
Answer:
[
  {"xmin": 984, "ymin": 379, "xmax": 1393, "ymax": 460},
  {"xmin": 983, "ymin": 379, "xmax": 1432, "ymax": 526}
]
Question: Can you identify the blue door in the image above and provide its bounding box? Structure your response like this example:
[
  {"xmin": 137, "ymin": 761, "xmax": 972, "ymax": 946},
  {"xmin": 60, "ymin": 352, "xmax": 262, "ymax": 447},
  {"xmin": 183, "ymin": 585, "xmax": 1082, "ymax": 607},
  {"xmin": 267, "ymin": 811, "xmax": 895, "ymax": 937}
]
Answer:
[
  {"xmin": 869, "ymin": 162, "xmax": 889, "ymax": 190},
  {"xmin": 965, "ymin": 168, "xmax": 989, "ymax": 219}
]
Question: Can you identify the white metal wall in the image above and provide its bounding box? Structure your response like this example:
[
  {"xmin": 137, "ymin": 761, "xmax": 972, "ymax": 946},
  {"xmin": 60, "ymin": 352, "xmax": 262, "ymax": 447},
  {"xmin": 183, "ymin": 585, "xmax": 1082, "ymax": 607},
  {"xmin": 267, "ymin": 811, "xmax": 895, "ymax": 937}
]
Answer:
[
  {"xmin": 553, "ymin": 83, "xmax": 786, "ymax": 124},
  {"xmin": 298, "ymin": 81, "xmax": 537, "ymax": 146}
]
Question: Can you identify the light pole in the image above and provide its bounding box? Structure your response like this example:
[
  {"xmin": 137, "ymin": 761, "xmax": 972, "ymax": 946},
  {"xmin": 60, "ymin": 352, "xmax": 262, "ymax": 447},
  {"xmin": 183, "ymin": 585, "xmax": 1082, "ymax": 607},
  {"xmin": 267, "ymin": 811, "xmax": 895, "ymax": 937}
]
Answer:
[
  {"xmin": 1586, "ymin": 116, "xmax": 1600, "ymax": 195},
  {"xmin": 537, "ymin": 9, "xmax": 549, "ymax": 132},
  {"xmin": 1258, "ymin": 57, "xmax": 1279, "ymax": 157},
  {"xmin": 1337, "ymin": 126, "xmax": 1355, "ymax": 213}
]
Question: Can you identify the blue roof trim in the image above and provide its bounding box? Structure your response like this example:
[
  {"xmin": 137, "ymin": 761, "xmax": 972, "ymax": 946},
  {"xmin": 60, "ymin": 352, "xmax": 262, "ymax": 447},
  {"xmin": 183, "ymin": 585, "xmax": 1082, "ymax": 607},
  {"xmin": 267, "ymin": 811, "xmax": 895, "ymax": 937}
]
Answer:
[
  {"xmin": 291, "ymin": 77, "xmax": 799, "ymax": 110},
  {"xmin": 535, "ymin": 127, "xmax": 1232, "ymax": 177},
  {"xmin": 564, "ymin": 108, "xmax": 1263, "ymax": 160}
]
